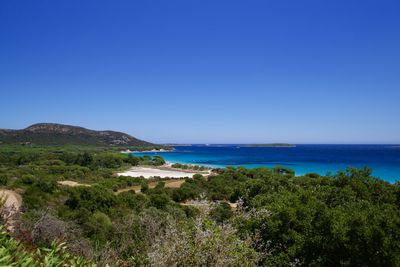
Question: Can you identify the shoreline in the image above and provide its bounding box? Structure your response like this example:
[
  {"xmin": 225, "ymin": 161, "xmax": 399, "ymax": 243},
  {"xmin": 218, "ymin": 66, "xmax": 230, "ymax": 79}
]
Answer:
[
  {"xmin": 121, "ymin": 148, "xmax": 173, "ymax": 154},
  {"xmin": 122, "ymin": 146, "xmax": 399, "ymax": 183}
]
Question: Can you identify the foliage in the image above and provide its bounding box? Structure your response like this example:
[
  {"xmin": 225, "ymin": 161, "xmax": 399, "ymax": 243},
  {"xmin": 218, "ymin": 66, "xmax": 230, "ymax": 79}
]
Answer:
[
  {"xmin": 148, "ymin": 216, "xmax": 259, "ymax": 266},
  {"xmin": 171, "ymin": 163, "xmax": 208, "ymax": 171},
  {"xmin": 233, "ymin": 168, "xmax": 400, "ymax": 266},
  {"xmin": 0, "ymin": 225, "xmax": 95, "ymax": 267},
  {"xmin": 0, "ymin": 145, "xmax": 399, "ymax": 266},
  {"xmin": 209, "ymin": 202, "xmax": 233, "ymax": 224}
]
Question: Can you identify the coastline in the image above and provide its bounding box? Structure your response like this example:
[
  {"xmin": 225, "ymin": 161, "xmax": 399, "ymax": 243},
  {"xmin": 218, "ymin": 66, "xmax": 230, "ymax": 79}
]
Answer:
[
  {"xmin": 121, "ymin": 148, "xmax": 173, "ymax": 154},
  {"xmin": 123, "ymin": 145, "xmax": 400, "ymax": 182}
]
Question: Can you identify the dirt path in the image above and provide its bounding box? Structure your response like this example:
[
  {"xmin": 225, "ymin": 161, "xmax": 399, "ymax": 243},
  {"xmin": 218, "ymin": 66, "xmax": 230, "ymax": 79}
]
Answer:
[
  {"xmin": 161, "ymin": 179, "xmax": 186, "ymax": 188},
  {"xmin": 117, "ymin": 185, "xmax": 142, "ymax": 194},
  {"xmin": 57, "ymin": 180, "xmax": 91, "ymax": 187},
  {"xmin": 116, "ymin": 179, "xmax": 186, "ymax": 194}
]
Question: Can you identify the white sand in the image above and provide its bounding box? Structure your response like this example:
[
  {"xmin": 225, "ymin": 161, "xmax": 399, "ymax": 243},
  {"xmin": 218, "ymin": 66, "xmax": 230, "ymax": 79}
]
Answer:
[
  {"xmin": 0, "ymin": 189, "xmax": 22, "ymax": 231},
  {"xmin": 117, "ymin": 166, "xmax": 210, "ymax": 179}
]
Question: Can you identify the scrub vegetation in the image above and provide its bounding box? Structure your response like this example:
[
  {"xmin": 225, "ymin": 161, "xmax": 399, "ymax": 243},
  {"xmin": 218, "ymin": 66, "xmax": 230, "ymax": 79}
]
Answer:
[{"xmin": 0, "ymin": 144, "xmax": 399, "ymax": 266}]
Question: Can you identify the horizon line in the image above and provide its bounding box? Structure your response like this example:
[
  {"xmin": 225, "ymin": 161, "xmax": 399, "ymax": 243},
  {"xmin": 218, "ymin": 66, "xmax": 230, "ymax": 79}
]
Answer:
[{"xmin": 158, "ymin": 143, "xmax": 400, "ymax": 146}]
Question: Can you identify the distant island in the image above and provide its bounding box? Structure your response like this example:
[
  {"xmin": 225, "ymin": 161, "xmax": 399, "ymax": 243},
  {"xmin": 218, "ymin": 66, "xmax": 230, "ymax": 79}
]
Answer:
[{"xmin": 241, "ymin": 143, "xmax": 296, "ymax": 147}]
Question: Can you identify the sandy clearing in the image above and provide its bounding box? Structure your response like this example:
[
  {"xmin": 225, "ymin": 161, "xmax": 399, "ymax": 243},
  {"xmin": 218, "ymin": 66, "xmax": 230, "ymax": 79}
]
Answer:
[
  {"xmin": 116, "ymin": 185, "xmax": 142, "ymax": 194},
  {"xmin": 0, "ymin": 189, "xmax": 22, "ymax": 231},
  {"xmin": 58, "ymin": 180, "xmax": 91, "ymax": 187},
  {"xmin": 162, "ymin": 179, "xmax": 186, "ymax": 188},
  {"xmin": 116, "ymin": 179, "xmax": 186, "ymax": 194},
  {"xmin": 117, "ymin": 166, "xmax": 210, "ymax": 179},
  {"xmin": 228, "ymin": 202, "xmax": 238, "ymax": 210}
]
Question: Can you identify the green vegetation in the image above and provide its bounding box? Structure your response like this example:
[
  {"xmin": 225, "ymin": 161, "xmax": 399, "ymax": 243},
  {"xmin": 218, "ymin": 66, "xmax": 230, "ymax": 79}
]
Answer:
[
  {"xmin": 0, "ymin": 226, "xmax": 95, "ymax": 266},
  {"xmin": 0, "ymin": 145, "xmax": 399, "ymax": 266},
  {"xmin": 171, "ymin": 163, "xmax": 208, "ymax": 171}
]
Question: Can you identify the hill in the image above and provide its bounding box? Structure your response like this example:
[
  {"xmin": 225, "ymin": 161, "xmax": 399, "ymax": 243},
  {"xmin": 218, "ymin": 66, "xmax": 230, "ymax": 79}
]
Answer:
[{"xmin": 0, "ymin": 123, "xmax": 160, "ymax": 149}]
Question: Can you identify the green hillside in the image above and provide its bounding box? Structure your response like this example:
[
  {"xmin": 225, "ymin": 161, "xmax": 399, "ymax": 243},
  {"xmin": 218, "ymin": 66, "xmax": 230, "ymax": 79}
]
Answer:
[{"xmin": 0, "ymin": 123, "xmax": 161, "ymax": 150}]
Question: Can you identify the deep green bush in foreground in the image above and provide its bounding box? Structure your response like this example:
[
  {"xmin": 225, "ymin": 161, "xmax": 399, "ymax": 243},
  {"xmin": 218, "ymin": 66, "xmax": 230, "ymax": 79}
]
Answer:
[{"xmin": 0, "ymin": 226, "xmax": 95, "ymax": 267}]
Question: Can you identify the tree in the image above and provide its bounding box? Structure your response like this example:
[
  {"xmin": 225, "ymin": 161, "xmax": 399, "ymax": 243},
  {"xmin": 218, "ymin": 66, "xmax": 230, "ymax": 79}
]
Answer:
[
  {"xmin": 209, "ymin": 202, "xmax": 233, "ymax": 224},
  {"xmin": 75, "ymin": 152, "xmax": 93, "ymax": 167},
  {"xmin": 152, "ymin": 155, "xmax": 165, "ymax": 166},
  {"xmin": 84, "ymin": 212, "xmax": 113, "ymax": 244}
]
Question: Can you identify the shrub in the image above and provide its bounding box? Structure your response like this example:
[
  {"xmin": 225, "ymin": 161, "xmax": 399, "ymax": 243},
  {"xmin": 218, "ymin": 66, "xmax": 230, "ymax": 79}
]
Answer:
[
  {"xmin": 150, "ymin": 194, "xmax": 171, "ymax": 209},
  {"xmin": 84, "ymin": 212, "xmax": 113, "ymax": 244},
  {"xmin": 65, "ymin": 186, "xmax": 116, "ymax": 213},
  {"xmin": 21, "ymin": 174, "xmax": 35, "ymax": 185},
  {"xmin": 0, "ymin": 225, "xmax": 95, "ymax": 266},
  {"xmin": 209, "ymin": 202, "xmax": 233, "ymax": 224},
  {"xmin": 141, "ymin": 182, "xmax": 149, "ymax": 193},
  {"xmin": 0, "ymin": 176, "xmax": 8, "ymax": 186},
  {"xmin": 147, "ymin": 216, "xmax": 259, "ymax": 266},
  {"xmin": 118, "ymin": 192, "xmax": 149, "ymax": 212}
]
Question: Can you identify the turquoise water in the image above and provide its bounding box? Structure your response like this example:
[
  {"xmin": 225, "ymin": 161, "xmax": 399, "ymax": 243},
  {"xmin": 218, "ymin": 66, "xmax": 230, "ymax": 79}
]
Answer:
[{"xmin": 132, "ymin": 145, "xmax": 400, "ymax": 183}]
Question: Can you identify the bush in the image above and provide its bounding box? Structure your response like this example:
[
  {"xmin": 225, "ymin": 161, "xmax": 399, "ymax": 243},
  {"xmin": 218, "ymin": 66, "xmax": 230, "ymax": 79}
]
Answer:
[
  {"xmin": 147, "ymin": 216, "xmax": 259, "ymax": 266},
  {"xmin": 152, "ymin": 155, "xmax": 165, "ymax": 166},
  {"xmin": 65, "ymin": 186, "xmax": 116, "ymax": 213},
  {"xmin": 150, "ymin": 194, "xmax": 171, "ymax": 209},
  {"xmin": 273, "ymin": 166, "xmax": 295, "ymax": 176},
  {"xmin": 15, "ymin": 210, "xmax": 94, "ymax": 260},
  {"xmin": 209, "ymin": 202, "xmax": 233, "ymax": 224},
  {"xmin": 125, "ymin": 155, "xmax": 139, "ymax": 166},
  {"xmin": 75, "ymin": 152, "xmax": 93, "ymax": 167},
  {"xmin": 0, "ymin": 225, "xmax": 95, "ymax": 267},
  {"xmin": 84, "ymin": 212, "xmax": 113, "ymax": 244},
  {"xmin": 0, "ymin": 176, "xmax": 8, "ymax": 186},
  {"xmin": 118, "ymin": 192, "xmax": 149, "ymax": 212},
  {"xmin": 141, "ymin": 182, "xmax": 149, "ymax": 193},
  {"xmin": 21, "ymin": 174, "xmax": 35, "ymax": 185}
]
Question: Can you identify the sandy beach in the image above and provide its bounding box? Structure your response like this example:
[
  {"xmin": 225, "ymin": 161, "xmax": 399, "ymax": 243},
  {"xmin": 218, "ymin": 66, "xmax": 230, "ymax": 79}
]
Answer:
[{"xmin": 117, "ymin": 166, "xmax": 210, "ymax": 179}]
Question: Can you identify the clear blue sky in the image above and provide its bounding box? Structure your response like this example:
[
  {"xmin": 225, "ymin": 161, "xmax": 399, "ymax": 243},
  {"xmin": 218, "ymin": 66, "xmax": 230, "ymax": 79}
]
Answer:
[{"xmin": 1, "ymin": 0, "xmax": 399, "ymax": 144}]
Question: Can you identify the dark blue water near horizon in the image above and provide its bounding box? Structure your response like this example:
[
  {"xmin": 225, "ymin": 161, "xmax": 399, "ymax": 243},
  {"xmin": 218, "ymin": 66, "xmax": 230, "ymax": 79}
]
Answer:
[{"xmin": 133, "ymin": 145, "xmax": 400, "ymax": 182}]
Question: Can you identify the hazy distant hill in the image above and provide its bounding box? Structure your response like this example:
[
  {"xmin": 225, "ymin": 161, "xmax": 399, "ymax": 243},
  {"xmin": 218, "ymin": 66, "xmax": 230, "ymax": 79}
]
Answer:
[{"xmin": 0, "ymin": 123, "xmax": 160, "ymax": 148}]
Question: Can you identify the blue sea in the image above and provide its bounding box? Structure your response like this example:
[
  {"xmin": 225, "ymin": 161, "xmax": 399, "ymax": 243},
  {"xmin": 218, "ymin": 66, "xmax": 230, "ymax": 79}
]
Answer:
[{"xmin": 132, "ymin": 145, "xmax": 400, "ymax": 183}]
